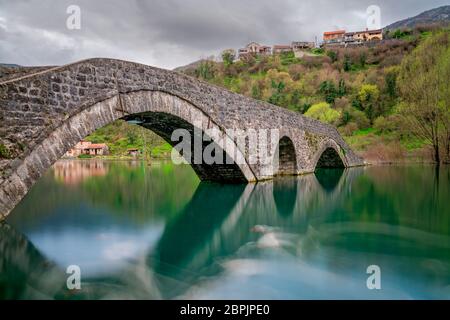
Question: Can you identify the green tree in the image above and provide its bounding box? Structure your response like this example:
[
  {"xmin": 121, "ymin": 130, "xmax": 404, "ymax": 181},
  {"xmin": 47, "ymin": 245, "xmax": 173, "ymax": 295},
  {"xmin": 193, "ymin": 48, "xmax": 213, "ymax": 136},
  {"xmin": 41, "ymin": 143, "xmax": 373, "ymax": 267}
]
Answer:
[
  {"xmin": 326, "ymin": 50, "xmax": 338, "ymax": 62},
  {"xmin": 290, "ymin": 89, "xmax": 302, "ymax": 107},
  {"xmin": 319, "ymin": 80, "xmax": 337, "ymax": 104},
  {"xmin": 338, "ymin": 79, "xmax": 347, "ymax": 97},
  {"xmin": 268, "ymin": 80, "xmax": 287, "ymax": 107},
  {"xmin": 384, "ymin": 67, "xmax": 399, "ymax": 98},
  {"xmin": 359, "ymin": 51, "xmax": 367, "ymax": 68},
  {"xmin": 341, "ymin": 108, "xmax": 352, "ymax": 126},
  {"xmin": 398, "ymin": 31, "xmax": 450, "ymax": 164},
  {"xmin": 196, "ymin": 60, "xmax": 215, "ymax": 80},
  {"xmin": 351, "ymin": 97, "xmax": 362, "ymax": 110},
  {"xmin": 342, "ymin": 107, "xmax": 370, "ymax": 129},
  {"xmin": 221, "ymin": 49, "xmax": 236, "ymax": 68},
  {"xmin": 359, "ymin": 84, "xmax": 380, "ymax": 122},
  {"xmin": 127, "ymin": 131, "xmax": 138, "ymax": 145},
  {"xmin": 299, "ymin": 101, "xmax": 312, "ymax": 114},
  {"xmin": 391, "ymin": 28, "xmax": 412, "ymax": 39},
  {"xmin": 251, "ymin": 84, "xmax": 262, "ymax": 100},
  {"xmin": 305, "ymin": 102, "xmax": 341, "ymax": 125},
  {"xmin": 343, "ymin": 55, "xmax": 352, "ymax": 71}
]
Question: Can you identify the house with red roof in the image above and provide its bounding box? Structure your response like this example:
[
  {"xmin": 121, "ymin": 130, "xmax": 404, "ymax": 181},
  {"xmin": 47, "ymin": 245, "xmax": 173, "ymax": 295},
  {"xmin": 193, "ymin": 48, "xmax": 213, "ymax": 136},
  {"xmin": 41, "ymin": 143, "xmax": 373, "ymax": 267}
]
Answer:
[
  {"xmin": 64, "ymin": 140, "xmax": 109, "ymax": 157},
  {"xmin": 323, "ymin": 30, "xmax": 346, "ymax": 43}
]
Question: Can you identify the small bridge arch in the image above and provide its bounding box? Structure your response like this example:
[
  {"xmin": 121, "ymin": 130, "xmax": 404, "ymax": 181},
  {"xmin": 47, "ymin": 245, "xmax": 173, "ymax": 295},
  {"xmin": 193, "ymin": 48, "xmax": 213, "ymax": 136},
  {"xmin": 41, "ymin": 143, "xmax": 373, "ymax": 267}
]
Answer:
[
  {"xmin": 274, "ymin": 135, "xmax": 298, "ymax": 176},
  {"xmin": 313, "ymin": 140, "xmax": 348, "ymax": 169}
]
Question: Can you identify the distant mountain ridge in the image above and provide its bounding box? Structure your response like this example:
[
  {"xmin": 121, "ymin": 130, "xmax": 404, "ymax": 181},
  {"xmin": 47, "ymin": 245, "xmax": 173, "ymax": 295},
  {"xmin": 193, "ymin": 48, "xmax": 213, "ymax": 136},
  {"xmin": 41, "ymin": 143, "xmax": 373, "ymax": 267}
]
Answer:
[
  {"xmin": 173, "ymin": 59, "xmax": 211, "ymax": 72},
  {"xmin": 0, "ymin": 63, "xmax": 21, "ymax": 68},
  {"xmin": 385, "ymin": 5, "xmax": 450, "ymax": 30}
]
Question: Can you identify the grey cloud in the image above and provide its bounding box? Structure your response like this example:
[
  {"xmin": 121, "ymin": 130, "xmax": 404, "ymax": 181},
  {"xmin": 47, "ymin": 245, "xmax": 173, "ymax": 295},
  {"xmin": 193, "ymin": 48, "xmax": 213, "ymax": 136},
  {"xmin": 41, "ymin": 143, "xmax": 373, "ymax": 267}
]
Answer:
[{"xmin": 0, "ymin": 0, "xmax": 448, "ymax": 69}]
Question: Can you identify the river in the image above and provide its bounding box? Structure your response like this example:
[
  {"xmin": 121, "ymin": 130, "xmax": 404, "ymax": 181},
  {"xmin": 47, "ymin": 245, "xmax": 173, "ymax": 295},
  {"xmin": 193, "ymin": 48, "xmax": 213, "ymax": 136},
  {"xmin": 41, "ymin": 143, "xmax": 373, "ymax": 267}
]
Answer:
[{"xmin": 1, "ymin": 160, "xmax": 449, "ymax": 299}]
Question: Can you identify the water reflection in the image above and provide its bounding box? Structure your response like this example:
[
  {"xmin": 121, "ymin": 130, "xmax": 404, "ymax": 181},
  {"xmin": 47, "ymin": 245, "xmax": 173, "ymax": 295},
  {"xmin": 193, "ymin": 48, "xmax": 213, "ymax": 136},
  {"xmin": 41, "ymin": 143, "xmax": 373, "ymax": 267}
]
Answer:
[
  {"xmin": 54, "ymin": 160, "xmax": 108, "ymax": 185},
  {"xmin": 315, "ymin": 168, "xmax": 344, "ymax": 193},
  {"xmin": 273, "ymin": 179, "xmax": 297, "ymax": 217},
  {"xmin": 0, "ymin": 223, "xmax": 66, "ymax": 299},
  {"xmin": 1, "ymin": 162, "xmax": 449, "ymax": 299}
]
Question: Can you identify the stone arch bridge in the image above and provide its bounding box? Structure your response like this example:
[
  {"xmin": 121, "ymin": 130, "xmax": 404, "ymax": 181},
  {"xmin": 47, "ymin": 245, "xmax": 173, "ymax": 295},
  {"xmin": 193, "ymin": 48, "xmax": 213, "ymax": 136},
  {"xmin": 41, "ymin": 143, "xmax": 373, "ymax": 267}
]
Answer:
[{"xmin": 0, "ymin": 58, "xmax": 363, "ymax": 219}]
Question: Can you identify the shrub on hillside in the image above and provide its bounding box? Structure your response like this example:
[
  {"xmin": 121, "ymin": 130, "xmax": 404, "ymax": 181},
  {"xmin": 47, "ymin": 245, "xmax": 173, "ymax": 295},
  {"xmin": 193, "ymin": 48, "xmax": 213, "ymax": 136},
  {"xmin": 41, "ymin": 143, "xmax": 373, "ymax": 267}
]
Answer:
[
  {"xmin": 302, "ymin": 56, "xmax": 330, "ymax": 68},
  {"xmin": 339, "ymin": 122, "xmax": 359, "ymax": 136},
  {"xmin": 342, "ymin": 107, "xmax": 371, "ymax": 129},
  {"xmin": 326, "ymin": 50, "xmax": 338, "ymax": 62},
  {"xmin": 0, "ymin": 143, "xmax": 10, "ymax": 159},
  {"xmin": 334, "ymin": 96, "xmax": 350, "ymax": 110},
  {"xmin": 305, "ymin": 102, "xmax": 341, "ymax": 125},
  {"xmin": 195, "ymin": 60, "xmax": 217, "ymax": 80},
  {"xmin": 373, "ymin": 115, "xmax": 403, "ymax": 136},
  {"xmin": 358, "ymin": 84, "xmax": 381, "ymax": 122},
  {"xmin": 288, "ymin": 64, "xmax": 306, "ymax": 81}
]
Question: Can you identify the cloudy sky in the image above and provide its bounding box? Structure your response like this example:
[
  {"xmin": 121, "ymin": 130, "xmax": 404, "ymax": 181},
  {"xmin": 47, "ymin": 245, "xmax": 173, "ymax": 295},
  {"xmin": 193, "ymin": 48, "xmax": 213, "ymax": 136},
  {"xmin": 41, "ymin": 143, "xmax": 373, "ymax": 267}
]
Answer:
[{"xmin": 0, "ymin": 0, "xmax": 448, "ymax": 69}]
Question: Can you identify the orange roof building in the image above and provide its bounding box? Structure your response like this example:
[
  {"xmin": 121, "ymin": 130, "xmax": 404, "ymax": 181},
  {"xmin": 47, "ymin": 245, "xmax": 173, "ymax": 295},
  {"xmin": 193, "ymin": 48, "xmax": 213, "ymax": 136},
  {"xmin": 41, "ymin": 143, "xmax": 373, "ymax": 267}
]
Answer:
[
  {"xmin": 63, "ymin": 141, "xmax": 109, "ymax": 157},
  {"xmin": 323, "ymin": 30, "xmax": 346, "ymax": 42}
]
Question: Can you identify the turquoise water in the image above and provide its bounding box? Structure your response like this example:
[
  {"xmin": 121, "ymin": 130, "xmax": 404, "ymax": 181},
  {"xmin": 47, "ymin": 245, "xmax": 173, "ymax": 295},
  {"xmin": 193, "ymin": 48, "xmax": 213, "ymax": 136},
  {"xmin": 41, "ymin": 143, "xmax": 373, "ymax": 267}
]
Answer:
[{"xmin": 1, "ymin": 160, "xmax": 449, "ymax": 299}]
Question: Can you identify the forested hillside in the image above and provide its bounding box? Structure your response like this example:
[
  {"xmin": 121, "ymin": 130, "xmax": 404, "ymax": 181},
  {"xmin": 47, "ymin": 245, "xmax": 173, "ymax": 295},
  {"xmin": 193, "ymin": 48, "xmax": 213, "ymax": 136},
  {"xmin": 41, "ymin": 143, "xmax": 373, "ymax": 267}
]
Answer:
[{"xmin": 180, "ymin": 26, "xmax": 450, "ymax": 164}]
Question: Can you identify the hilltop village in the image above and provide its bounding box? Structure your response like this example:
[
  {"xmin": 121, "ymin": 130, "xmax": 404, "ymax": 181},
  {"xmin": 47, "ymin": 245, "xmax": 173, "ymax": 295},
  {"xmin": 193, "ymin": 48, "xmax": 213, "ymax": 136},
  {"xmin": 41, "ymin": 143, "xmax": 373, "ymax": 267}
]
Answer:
[{"xmin": 235, "ymin": 28, "xmax": 383, "ymax": 59}]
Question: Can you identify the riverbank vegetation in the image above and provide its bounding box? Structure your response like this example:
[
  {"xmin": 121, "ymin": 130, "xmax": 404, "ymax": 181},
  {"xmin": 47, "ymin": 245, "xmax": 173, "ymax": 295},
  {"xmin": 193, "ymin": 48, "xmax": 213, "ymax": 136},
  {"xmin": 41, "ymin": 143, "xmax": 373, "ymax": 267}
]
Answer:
[
  {"xmin": 83, "ymin": 119, "xmax": 172, "ymax": 159},
  {"xmin": 181, "ymin": 25, "xmax": 449, "ymax": 164}
]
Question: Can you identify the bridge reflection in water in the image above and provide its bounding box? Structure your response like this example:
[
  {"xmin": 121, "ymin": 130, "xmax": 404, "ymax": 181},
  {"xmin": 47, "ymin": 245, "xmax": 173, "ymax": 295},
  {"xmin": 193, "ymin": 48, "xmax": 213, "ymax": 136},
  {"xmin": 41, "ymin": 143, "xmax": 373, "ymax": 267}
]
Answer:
[{"xmin": 1, "ymin": 162, "xmax": 449, "ymax": 299}]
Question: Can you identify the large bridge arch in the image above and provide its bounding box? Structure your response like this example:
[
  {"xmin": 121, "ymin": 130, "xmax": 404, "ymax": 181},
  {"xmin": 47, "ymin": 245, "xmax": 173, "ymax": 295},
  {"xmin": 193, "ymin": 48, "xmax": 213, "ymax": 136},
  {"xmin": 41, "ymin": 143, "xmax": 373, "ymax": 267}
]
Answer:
[
  {"xmin": 0, "ymin": 58, "xmax": 364, "ymax": 219},
  {"xmin": 118, "ymin": 90, "xmax": 256, "ymax": 182},
  {"xmin": 0, "ymin": 90, "xmax": 256, "ymax": 219}
]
